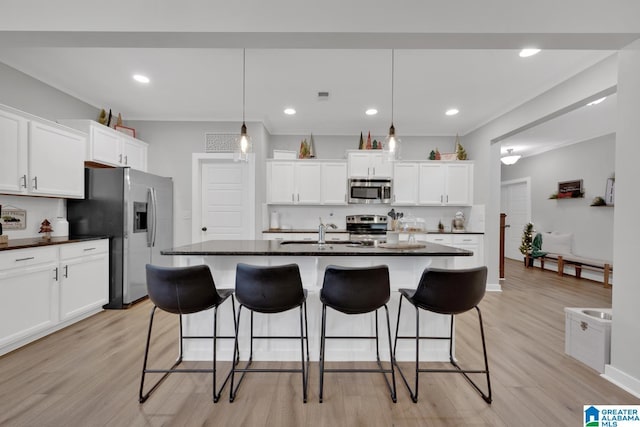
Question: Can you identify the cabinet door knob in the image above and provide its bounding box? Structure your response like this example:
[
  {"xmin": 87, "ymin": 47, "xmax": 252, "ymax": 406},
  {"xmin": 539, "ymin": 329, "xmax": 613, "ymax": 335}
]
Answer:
[
  {"xmin": 21, "ymin": 174, "xmax": 27, "ymax": 188},
  {"xmin": 201, "ymin": 227, "xmax": 207, "ymax": 231},
  {"xmin": 33, "ymin": 176, "xmax": 38, "ymax": 190}
]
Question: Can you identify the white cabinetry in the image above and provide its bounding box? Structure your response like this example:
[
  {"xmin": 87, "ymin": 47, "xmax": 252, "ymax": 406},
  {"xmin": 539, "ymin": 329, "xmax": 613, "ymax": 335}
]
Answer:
[
  {"xmin": 267, "ymin": 160, "xmax": 347, "ymax": 205},
  {"xmin": 392, "ymin": 162, "xmax": 419, "ymax": 205},
  {"xmin": 0, "ymin": 104, "xmax": 86, "ymax": 198},
  {"xmin": 60, "ymin": 120, "xmax": 148, "ymax": 171},
  {"xmin": 0, "ymin": 239, "xmax": 109, "ymax": 356},
  {"xmin": 348, "ymin": 151, "xmax": 392, "ymax": 178},
  {"xmin": 0, "ymin": 108, "xmax": 28, "ymax": 194},
  {"xmin": 58, "ymin": 240, "xmax": 108, "ymax": 322},
  {"xmin": 418, "ymin": 162, "xmax": 473, "ymax": 206},
  {"xmin": 0, "ymin": 247, "xmax": 58, "ymax": 354},
  {"xmin": 321, "ymin": 162, "xmax": 348, "ymax": 205},
  {"xmin": 267, "ymin": 161, "xmax": 321, "ymax": 204},
  {"xmin": 28, "ymin": 121, "xmax": 86, "ymax": 198},
  {"xmin": 423, "ymin": 234, "xmax": 483, "ymax": 269}
]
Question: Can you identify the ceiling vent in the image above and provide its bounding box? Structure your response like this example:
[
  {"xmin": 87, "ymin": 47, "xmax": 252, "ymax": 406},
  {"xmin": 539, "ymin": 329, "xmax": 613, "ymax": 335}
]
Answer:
[{"xmin": 317, "ymin": 91, "xmax": 330, "ymax": 100}]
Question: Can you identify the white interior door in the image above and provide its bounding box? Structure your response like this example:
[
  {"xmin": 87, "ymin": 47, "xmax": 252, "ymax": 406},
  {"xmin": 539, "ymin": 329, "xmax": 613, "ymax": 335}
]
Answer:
[
  {"xmin": 197, "ymin": 158, "xmax": 255, "ymax": 241},
  {"xmin": 501, "ymin": 179, "xmax": 531, "ymax": 260}
]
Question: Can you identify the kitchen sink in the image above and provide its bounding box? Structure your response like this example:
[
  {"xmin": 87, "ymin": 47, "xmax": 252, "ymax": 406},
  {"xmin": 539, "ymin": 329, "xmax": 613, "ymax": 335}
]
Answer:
[{"xmin": 581, "ymin": 309, "xmax": 612, "ymax": 321}]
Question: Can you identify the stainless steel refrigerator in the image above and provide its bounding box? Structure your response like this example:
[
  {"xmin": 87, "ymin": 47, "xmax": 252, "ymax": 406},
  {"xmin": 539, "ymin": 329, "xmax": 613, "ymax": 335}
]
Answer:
[{"xmin": 68, "ymin": 167, "xmax": 173, "ymax": 308}]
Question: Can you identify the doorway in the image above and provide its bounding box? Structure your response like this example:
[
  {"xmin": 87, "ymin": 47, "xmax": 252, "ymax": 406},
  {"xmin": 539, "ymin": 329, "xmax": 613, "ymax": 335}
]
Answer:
[
  {"xmin": 500, "ymin": 178, "xmax": 531, "ymax": 261},
  {"xmin": 192, "ymin": 153, "xmax": 255, "ymax": 243}
]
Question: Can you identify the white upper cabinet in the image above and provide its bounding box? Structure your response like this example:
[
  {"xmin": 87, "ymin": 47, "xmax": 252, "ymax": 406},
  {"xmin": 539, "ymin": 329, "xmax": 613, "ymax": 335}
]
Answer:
[
  {"xmin": 267, "ymin": 160, "xmax": 347, "ymax": 205},
  {"xmin": 321, "ymin": 162, "xmax": 348, "ymax": 205},
  {"xmin": 392, "ymin": 162, "xmax": 419, "ymax": 205},
  {"xmin": 28, "ymin": 121, "xmax": 86, "ymax": 198},
  {"xmin": 347, "ymin": 151, "xmax": 392, "ymax": 178},
  {"xmin": 0, "ymin": 108, "xmax": 28, "ymax": 194},
  {"xmin": 418, "ymin": 162, "xmax": 473, "ymax": 206},
  {"xmin": 60, "ymin": 120, "xmax": 148, "ymax": 171},
  {"xmin": 0, "ymin": 104, "xmax": 86, "ymax": 199}
]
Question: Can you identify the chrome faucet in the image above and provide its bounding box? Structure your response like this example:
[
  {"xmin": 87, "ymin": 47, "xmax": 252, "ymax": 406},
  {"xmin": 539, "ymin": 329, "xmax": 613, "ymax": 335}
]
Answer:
[{"xmin": 318, "ymin": 217, "xmax": 338, "ymax": 245}]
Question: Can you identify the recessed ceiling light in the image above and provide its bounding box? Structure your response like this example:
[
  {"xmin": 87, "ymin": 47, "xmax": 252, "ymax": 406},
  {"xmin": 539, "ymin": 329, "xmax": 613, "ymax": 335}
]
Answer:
[
  {"xmin": 284, "ymin": 108, "xmax": 296, "ymax": 115},
  {"xmin": 587, "ymin": 97, "xmax": 607, "ymax": 106},
  {"xmin": 445, "ymin": 108, "xmax": 459, "ymax": 116},
  {"xmin": 133, "ymin": 74, "xmax": 150, "ymax": 84},
  {"xmin": 519, "ymin": 48, "xmax": 541, "ymax": 58},
  {"xmin": 365, "ymin": 108, "xmax": 378, "ymax": 116}
]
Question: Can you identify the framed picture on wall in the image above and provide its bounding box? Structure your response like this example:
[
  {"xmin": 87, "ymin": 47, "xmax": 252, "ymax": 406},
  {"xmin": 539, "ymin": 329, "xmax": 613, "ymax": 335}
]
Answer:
[
  {"xmin": 1, "ymin": 208, "xmax": 27, "ymax": 230},
  {"xmin": 605, "ymin": 178, "xmax": 615, "ymax": 206}
]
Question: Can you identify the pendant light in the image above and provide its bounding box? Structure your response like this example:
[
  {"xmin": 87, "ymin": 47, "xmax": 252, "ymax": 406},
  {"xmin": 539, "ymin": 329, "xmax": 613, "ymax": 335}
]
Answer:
[
  {"xmin": 235, "ymin": 48, "xmax": 252, "ymax": 162},
  {"xmin": 501, "ymin": 148, "xmax": 521, "ymax": 165},
  {"xmin": 384, "ymin": 49, "xmax": 400, "ymax": 159}
]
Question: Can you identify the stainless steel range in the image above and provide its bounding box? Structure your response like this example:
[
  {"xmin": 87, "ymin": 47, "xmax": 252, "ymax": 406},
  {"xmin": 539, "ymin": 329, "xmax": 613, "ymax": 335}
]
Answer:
[{"xmin": 346, "ymin": 215, "xmax": 388, "ymax": 243}]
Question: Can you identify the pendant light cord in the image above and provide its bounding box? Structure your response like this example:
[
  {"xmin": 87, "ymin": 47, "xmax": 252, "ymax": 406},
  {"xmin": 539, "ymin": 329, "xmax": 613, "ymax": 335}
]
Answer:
[
  {"xmin": 391, "ymin": 49, "xmax": 394, "ymax": 126},
  {"xmin": 242, "ymin": 48, "xmax": 246, "ymax": 123}
]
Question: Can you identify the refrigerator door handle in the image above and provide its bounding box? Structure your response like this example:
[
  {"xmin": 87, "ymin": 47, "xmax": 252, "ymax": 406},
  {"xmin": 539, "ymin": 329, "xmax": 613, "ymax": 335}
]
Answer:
[
  {"xmin": 146, "ymin": 188, "xmax": 153, "ymax": 247},
  {"xmin": 149, "ymin": 187, "xmax": 158, "ymax": 247}
]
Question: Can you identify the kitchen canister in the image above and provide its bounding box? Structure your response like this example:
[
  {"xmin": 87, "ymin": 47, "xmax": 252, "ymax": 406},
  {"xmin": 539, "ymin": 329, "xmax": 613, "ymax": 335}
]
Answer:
[
  {"xmin": 269, "ymin": 211, "xmax": 281, "ymax": 230},
  {"xmin": 51, "ymin": 217, "xmax": 69, "ymax": 237}
]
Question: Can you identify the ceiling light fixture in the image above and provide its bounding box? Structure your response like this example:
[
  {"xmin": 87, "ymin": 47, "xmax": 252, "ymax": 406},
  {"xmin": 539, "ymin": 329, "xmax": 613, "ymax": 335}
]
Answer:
[
  {"xmin": 587, "ymin": 97, "xmax": 607, "ymax": 106},
  {"xmin": 365, "ymin": 108, "xmax": 378, "ymax": 116},
  {"xmin": 519, "ymin": 48, "xmax": 541, "ymax": 58},
  {"xmin": 445, "ymin": 108, "xmax": 459, "ymax": 116},
  {"xmin": 133, "ymin": 74, "xmax": 150, "ymax": 84},
  {"xmin": 501, "ymin": 148, "xmax": 521, "ymax": 165},
  {"xmin": 384, "ymin": 49, "xmax": 400, "ymax": 158},
  {"xmin": 284, "ymin": 108, "xmax": 296, "ymax": 115},
  {"xmin": 235, "ymin": 49, "xmax": 252, "ymax": 162}
]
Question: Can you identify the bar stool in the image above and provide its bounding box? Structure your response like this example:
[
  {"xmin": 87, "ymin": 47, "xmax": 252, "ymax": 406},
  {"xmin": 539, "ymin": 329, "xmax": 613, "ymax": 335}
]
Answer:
[
  {"xmin": 393, "ymin": 266, "xmax": 491, "ymax": 403},
  {"xmin": 319, "ymin": 265, "xmax": 397, "ymax": 403},
  {"xmin": 229, "ymin": 263, "xmax": 309, "ymax": 403},
  {"xmin": 139, "ymin": 264, "xmax": 238, "ymax": 403}
]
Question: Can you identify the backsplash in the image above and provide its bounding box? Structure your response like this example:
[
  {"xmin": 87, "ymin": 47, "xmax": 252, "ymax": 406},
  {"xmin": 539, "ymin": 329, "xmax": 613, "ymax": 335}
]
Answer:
[
  {"xmin": 0, "ymin": 196, "xmax": 65, "ymax": 239},
  {"xmin": 262, "ymin": 204, "xmax": 485, "ymax": 232}
]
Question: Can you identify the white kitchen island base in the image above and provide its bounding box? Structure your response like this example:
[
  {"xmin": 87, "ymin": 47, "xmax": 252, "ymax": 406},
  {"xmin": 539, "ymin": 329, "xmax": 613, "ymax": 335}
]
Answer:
[{"xmin": 172, "ymin": 253, "xmax": 460, "ymax": 363}]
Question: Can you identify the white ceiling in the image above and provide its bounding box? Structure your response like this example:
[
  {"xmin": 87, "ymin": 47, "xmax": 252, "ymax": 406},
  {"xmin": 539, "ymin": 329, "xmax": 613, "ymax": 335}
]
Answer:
[{"xmin": 0, "ymin": 48, "xmax": 614, "ymax": 142}]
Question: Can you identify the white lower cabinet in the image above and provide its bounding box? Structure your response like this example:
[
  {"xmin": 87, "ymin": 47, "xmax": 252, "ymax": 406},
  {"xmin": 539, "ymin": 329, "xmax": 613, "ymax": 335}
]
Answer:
[
  {"xmin": 423, "ymin": 234, "xmax": 483, "ymax": 269},
  {"xmin": 59, "ymin": 240, "xmax": 109, "ymax": 323},
  {"xmin": 262, "ymin": 232, "xmax": 349, "ymax": 242},
  {"xmin": 0, "ymin": 239, "xmax": 108, "ymax": 356}
]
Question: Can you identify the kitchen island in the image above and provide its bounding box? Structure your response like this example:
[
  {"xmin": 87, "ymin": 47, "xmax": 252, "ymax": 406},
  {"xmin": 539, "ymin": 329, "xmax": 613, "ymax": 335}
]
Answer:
[{"xmin": 161, "ymin": 239, "xmax": 473, "ymax": 362}]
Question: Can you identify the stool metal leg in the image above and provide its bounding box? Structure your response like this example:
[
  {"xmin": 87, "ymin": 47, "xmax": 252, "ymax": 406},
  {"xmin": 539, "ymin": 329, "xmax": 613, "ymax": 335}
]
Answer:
[
  {"xmin": 299, "ymin": 302, "xmax": 309, "ymax": 403},
  {"xmin": 383, "ymin": 305, "xmax": 398, "ymax": 403},
  {"xmin": 319, "ymin": 304, "xmax": 327, "ymax": 403}
]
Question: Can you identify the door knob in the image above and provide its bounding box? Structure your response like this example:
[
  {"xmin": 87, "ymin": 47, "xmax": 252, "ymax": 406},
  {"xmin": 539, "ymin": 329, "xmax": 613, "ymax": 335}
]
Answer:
[{"xmin": 201, "ymin": 227, "xmax": 207, "ymax": 231}]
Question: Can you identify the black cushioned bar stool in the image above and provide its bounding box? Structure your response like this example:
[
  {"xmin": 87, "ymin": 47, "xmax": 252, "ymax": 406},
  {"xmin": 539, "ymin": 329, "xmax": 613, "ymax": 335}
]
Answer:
[
  {"xmin": 319, "ymin": 265, "xmax": 397, "ymax": 403},
  {"xmin": 140, "ymin": 264, "xmax": 238, "ymax": 403},
  {"xmin": 229, "ymin": 263, "xmax": 309, "ymax": 403},
  {"xmin": 393, "ymin": 266, "xmax": 491, "ymax": 403}
]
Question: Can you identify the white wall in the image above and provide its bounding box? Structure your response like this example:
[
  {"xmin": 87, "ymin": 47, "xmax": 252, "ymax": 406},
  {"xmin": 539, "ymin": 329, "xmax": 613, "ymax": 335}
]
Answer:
[
  {"xmin": 501, "ymin": 134, "xmax": 615, "ymax": 261},
  {"xmin": 606, "ymin": 38, "xmax": 640, "ymax": 397},
  {"xmin": 0, "ymin": 196, "xmax": 64, "ymax": 239},
  {"xmin": 0, "ymin": 62, "xmax": 97, "ymax": 121}
]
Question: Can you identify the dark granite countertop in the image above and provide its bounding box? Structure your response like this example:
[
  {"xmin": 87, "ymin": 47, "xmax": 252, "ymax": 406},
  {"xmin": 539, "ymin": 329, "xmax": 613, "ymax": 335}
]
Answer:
[
  {"xmin": 161, "ymin": 239, "xmax": 472, "ymax": 257},
  {"xmin": 262, "ymin": 229, "xmax": 483, "ymax": 235},
  {"xmin": 0, "ymin": 235, "xmax": 109, "ymax": 252}
]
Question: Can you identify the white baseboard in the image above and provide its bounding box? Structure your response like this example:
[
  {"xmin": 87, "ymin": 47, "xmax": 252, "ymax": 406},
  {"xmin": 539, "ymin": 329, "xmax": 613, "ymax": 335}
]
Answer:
[
  {"xmin": 602, "ymin": 364, "xmax": 640, "ymax": 398},
  {"xmin": 487, "ymin": 282, "xmax": 502, "ymax": 292}
]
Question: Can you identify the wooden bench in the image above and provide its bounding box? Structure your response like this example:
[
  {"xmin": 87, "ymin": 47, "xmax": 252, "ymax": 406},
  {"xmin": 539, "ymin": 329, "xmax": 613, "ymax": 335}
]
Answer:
[{"xmin": 539, "ymin": 253, "xmax": 612, "ymax": 288}]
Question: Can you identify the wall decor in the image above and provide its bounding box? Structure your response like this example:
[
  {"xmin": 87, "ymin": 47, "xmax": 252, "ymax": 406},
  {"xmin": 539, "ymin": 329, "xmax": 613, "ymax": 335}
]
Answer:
[
  {"xmin": 1, "ymin": 206, "xmax": 27, "ymax": 230},
  {"xmin": 605, "ymin": 177, "xmax": 615, "ymax": 206},
  {"xmin": 115, "ymin": 125, "xmax": 136, "ymax": 138},
  {"xmin": 557, "ymin": 179, "xmax": 584, "ymax": 199}
]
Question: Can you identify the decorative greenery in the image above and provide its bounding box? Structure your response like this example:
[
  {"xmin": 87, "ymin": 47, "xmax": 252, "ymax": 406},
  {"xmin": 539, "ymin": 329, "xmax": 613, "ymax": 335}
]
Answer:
[
  {"xmin": 519, "ymin": 222, "xmax": 534, "ymax": 255},
  {"xmin": 455, "ymin": 134, "xmax": 467, "ymax": 160},
  {"xmin": 429, "ymin": 150, "xmax": 436, "ymax": 160},
  {"xmin": 591, "ymin": 196, "xmax": 606, "ymax": 206},
  {"xmin": 549, "ymin": 193, "xmax": 558, "ymax": 199}
]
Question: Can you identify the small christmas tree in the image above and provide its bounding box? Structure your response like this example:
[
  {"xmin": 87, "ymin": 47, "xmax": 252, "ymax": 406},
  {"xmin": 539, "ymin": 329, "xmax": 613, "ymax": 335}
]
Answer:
[
  {"xmin": 455, "ymin": 134, "xmax": 467, "ymax": 160},
  {"xmin": 519, "ymin": 222, "xmax": 534, "ymax": 255},
  {"xmin": 39, "ymin": 219, "xmax": 53, "ymax": 240}
]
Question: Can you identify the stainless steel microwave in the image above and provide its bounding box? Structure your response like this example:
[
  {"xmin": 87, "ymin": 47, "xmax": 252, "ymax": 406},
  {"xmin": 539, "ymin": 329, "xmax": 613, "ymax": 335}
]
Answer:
[{"xmin": 348, "ymin": 178, "xmax": 392, "ymax": 204}]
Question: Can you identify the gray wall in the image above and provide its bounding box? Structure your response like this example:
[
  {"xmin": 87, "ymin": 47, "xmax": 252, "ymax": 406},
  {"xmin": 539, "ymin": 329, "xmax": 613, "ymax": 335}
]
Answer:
[
  {"xmin": 501, "ymin": 134, "xmax": 615, "ymax": 260},
  {"xmin": 0, "ymin": 62, "xmax": 97, "ymax": 121}
]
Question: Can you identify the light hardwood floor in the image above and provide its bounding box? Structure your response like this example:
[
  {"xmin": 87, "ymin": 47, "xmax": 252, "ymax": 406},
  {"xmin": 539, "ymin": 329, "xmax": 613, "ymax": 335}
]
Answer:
[{"xmin": 1, "ymin": 258, "xmax": 638, "ymax": 426}]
